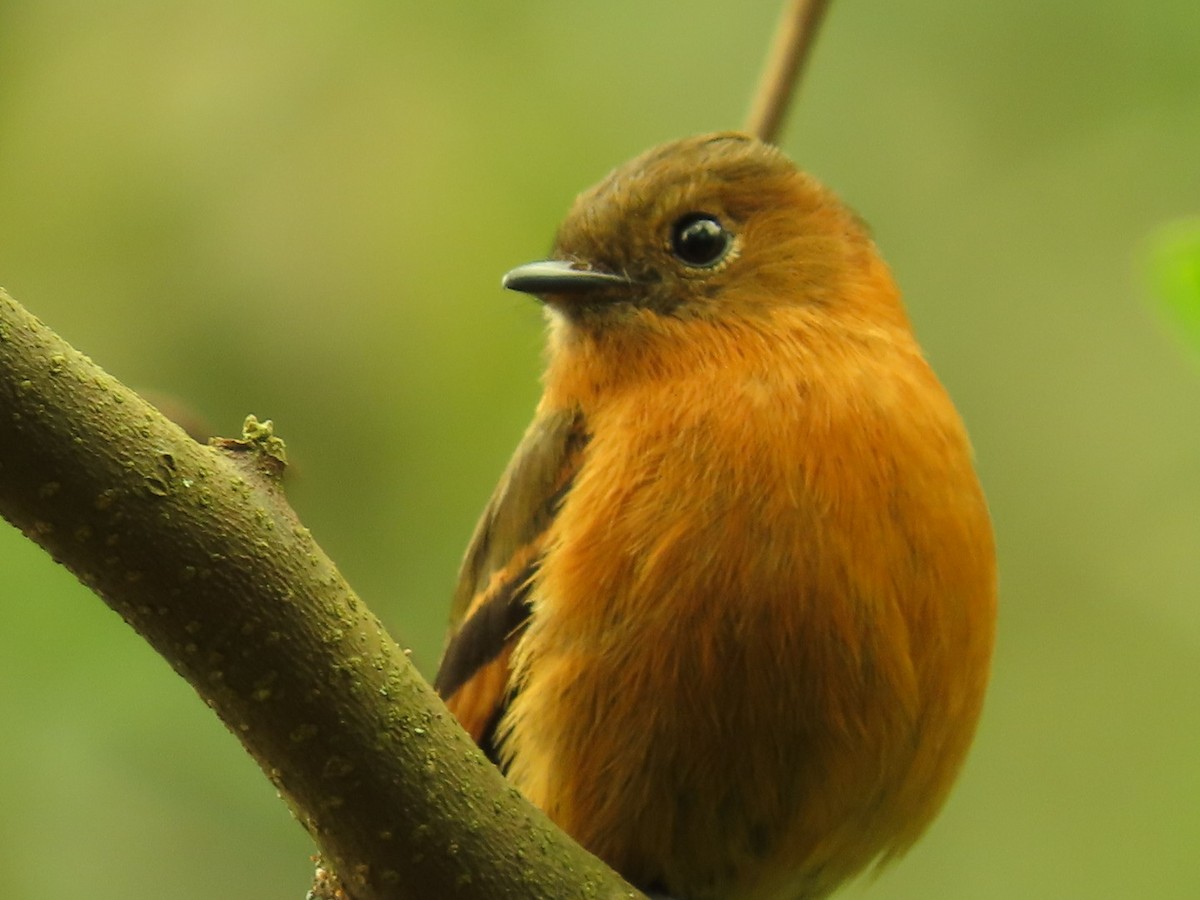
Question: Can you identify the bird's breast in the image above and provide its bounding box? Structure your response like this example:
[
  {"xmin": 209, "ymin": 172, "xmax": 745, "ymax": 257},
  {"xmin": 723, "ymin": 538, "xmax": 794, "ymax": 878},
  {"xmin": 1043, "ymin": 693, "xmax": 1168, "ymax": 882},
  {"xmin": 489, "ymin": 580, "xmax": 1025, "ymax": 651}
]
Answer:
[{"xmin": 503, "ymin": 341, "xmax": 995, "ymax": 897}]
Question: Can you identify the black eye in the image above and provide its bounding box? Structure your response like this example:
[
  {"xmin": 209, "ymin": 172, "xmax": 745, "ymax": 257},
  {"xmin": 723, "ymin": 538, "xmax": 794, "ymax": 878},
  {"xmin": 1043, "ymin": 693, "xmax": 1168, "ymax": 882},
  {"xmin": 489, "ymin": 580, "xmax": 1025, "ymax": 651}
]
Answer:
[{"xmin": 670, "ymin": 213, "xmax": 732, "ymax": 268}]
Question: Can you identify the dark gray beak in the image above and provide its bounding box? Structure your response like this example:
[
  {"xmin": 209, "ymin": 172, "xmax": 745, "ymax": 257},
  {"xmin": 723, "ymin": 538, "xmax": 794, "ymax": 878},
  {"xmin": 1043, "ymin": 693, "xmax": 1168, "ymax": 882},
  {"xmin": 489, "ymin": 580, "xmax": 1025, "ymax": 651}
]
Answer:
[{"xmin": 502, "ymin": 260, "xmax": 633, "ymax": 294}]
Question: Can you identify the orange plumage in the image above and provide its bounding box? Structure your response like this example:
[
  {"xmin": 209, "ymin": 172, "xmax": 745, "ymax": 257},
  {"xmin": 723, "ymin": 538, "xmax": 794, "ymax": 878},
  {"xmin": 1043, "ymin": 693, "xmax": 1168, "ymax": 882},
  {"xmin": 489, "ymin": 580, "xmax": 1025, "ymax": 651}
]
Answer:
[{"xmin": 436, "ymin": 133, "xmax": 996, "ymax": 899}]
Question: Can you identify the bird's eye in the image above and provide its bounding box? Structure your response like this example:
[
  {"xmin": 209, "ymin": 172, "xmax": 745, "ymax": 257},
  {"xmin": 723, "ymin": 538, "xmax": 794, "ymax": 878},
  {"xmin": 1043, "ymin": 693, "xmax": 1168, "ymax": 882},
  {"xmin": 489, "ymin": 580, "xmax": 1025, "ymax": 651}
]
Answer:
[{"xmin": 670, "ymin": 213, "xmax": 732, "ymax": 268}]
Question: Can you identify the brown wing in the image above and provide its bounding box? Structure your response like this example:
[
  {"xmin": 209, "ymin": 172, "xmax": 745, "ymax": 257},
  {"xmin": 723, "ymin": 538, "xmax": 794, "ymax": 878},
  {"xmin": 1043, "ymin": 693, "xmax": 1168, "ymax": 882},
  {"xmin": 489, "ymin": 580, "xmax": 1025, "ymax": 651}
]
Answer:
[{"xmin": 435, "ymin": 405, "xmax": 587, "ymax": 760}]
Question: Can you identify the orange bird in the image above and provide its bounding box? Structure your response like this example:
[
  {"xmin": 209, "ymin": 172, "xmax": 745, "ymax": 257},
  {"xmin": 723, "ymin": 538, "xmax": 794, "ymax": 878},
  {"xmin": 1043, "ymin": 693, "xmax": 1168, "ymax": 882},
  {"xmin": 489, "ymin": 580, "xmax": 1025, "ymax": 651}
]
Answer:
[{"xmin": 435, "ymin": 133, "xmax": 996, "ymax": 900}]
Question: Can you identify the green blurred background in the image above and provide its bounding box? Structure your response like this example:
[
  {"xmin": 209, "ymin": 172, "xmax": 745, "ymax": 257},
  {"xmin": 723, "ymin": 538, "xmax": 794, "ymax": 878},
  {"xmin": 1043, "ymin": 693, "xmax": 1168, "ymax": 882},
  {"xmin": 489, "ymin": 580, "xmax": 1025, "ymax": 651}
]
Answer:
[{"xmin": 1, "ymin": 1, "xmax": 1197, "ymax": 897}]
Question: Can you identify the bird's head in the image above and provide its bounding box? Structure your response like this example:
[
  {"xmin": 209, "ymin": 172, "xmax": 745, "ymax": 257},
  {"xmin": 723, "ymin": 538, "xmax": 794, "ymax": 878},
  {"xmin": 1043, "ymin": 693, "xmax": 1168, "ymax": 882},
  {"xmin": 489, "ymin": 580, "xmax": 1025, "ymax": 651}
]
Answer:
[{"xmin": 504, "ymin": 133, "xmax": 910, "ymax": 344}]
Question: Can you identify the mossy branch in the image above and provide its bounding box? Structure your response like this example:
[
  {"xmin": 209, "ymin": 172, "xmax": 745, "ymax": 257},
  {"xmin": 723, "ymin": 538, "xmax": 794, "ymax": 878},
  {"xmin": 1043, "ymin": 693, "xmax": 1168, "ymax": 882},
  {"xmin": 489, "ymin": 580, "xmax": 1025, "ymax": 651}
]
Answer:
[{"xmin": 0, "ymin": 287, "xmax": 639, "ymax": 900}]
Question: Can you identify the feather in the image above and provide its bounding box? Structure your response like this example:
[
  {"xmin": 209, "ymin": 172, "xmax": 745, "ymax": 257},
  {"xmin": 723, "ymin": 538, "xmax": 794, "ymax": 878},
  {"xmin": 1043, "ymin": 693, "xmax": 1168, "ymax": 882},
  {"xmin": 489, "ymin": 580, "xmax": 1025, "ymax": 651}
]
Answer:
[{"xmin": 435, "ymin": 405, "xmax": 588, "ymax": 758}]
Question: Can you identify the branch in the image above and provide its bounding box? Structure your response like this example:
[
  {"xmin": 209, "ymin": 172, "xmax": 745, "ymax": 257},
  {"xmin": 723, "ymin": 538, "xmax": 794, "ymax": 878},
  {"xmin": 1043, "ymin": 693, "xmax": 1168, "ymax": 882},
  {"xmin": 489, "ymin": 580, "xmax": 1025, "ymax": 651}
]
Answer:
[
  {"xmin": 743, "ymin": 0, "xmax": 833, "ymax": 143},
  {"xmin": 0, "ymin": 288, "xmax": 638, "ymax": 900}
]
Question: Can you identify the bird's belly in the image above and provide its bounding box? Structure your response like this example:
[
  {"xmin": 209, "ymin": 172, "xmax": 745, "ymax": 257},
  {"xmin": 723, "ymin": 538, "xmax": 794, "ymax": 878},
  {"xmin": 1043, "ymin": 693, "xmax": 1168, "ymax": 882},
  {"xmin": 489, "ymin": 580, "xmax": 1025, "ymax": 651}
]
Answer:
[{"xmin": 502, "ymin": 527, "xmax": 912, "ymax": 898}]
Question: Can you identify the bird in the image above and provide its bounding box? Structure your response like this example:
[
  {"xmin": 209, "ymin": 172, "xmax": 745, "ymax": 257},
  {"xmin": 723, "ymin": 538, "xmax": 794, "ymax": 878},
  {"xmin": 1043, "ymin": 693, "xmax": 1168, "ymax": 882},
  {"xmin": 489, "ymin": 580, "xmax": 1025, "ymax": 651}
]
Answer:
[{"xmin": 434, "ymin": 132, "xmax": 996, "ymax": 900}]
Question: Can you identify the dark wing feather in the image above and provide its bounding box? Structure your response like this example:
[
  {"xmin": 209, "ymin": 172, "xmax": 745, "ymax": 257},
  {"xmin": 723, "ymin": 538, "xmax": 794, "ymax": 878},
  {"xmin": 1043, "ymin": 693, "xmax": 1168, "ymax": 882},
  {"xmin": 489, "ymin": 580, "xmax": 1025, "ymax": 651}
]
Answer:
[{"xmin": 435, "ymin": 406, "xmax": 587, "ymax": 756}]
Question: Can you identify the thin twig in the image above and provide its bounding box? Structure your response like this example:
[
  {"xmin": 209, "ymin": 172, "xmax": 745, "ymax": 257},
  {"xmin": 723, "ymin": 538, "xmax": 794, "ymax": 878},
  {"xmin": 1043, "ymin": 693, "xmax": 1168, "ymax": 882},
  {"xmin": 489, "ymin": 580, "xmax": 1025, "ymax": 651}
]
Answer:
[{"xmin": 744, "ymin": 0, "xmax": 833, "ymax": 144}]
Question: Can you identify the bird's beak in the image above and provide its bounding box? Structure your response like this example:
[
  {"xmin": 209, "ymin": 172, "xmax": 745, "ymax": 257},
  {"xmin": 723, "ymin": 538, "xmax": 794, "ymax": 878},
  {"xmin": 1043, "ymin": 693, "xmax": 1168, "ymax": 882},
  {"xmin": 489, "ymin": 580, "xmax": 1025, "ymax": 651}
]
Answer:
[{"xmin": 501, "ymin": 260, "xmax": 633, "ymax": 295}]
